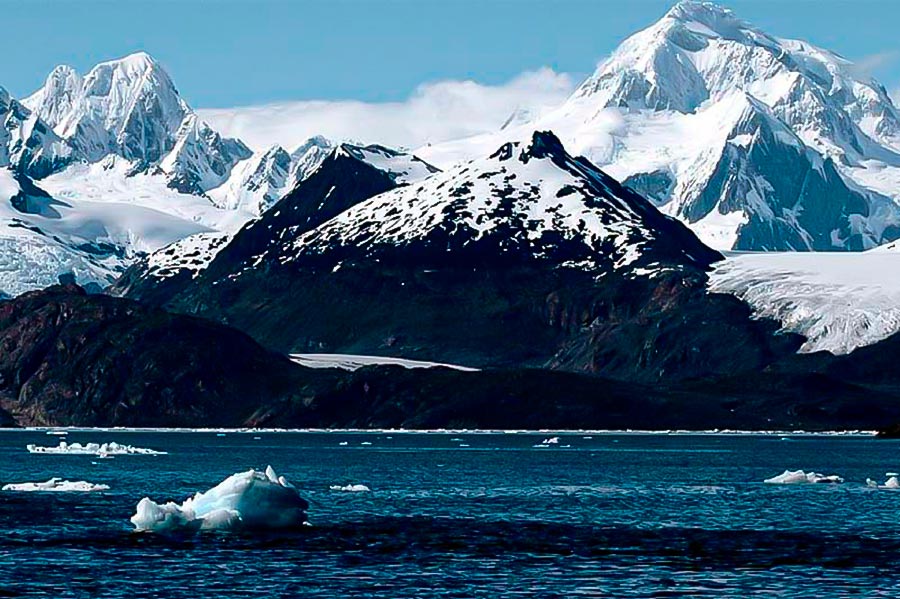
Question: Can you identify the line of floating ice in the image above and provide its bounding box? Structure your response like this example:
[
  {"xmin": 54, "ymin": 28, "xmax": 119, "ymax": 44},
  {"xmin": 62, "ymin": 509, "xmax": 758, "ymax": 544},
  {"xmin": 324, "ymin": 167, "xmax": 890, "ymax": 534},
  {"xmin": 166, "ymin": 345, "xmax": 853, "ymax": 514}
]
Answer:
[
  {"xmin": 6, "ymin": 427, "xmax": 878, "ymax": 436},
  {"xmin": 27, "ymin": 441, "xmax": 166, "ymax": 456},
  {"xmin": 130, "ymin": 466, "xmax": 308, "ymax": 532},
  {"xmin": 329, "ymin": 484, "xmax": 371, "ymax": 492},
  {"xmin": 2, "ymin": 478, "xmax": 109, "ymax": 492},
  {"xmin": 764, "ymin": 470, "xmax": 844, "ymax": 484}
]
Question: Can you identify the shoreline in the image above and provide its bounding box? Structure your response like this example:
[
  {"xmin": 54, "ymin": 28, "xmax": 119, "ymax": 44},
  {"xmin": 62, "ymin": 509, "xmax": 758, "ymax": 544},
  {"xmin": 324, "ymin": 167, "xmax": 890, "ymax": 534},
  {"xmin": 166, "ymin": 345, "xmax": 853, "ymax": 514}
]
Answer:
[{"xmin": 0, "ymin": 427, "xmax": 879, "ymax": 436}]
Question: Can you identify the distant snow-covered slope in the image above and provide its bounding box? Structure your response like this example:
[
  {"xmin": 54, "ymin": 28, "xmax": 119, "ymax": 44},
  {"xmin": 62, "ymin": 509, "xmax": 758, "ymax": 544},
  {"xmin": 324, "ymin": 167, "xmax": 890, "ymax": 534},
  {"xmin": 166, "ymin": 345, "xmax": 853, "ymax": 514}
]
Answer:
[
  {"xmin": 419, "ymin": 1, "xmax": 900, "ymax": 252},
  {"xmin": 207, "ymin": 136, "xmax": 334, "ymax": 215},
  {"xmin": 110, "ymin": 140, "xmax": 440, "ymax": 301},
  {"xmin": 0, "ymin": 53, "xmax": 332, "ymax": 295},
  {"xmin": 709, "ymin": 251, "xmax": 900, "ymax": 354},
  {"xmin": 0, "ymin": 167, "xmax": 211, "ymax": 296},
  {"xmin": 0, "ymin": 87, "xmax": 73, "ymax": 179}
]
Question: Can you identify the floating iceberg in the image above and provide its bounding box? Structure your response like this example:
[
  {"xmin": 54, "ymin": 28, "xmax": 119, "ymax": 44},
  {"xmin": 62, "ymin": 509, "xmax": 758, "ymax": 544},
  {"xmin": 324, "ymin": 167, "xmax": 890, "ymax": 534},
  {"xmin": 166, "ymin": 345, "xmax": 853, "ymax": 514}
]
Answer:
[
  {"xmin": 329, "ymin": 484, "xmax": 370, "ymax": 492},
  {"xmin": 764, "ymin": 470, "xmax": 844, "ymax": 484},
  {"xmin": 867, "ymin": 476, "xmax": 900, "ymax": 489},
  {"xmin": 27, "ymin": 441, "xmax": 166, "ymax": 456},
  {"xmin": 130, "ymin": 466, "xmax": 308, "ymax": 532},
  {"xmin": 2, "ymin": 478, "xmax": 109, "ymax": 492}
]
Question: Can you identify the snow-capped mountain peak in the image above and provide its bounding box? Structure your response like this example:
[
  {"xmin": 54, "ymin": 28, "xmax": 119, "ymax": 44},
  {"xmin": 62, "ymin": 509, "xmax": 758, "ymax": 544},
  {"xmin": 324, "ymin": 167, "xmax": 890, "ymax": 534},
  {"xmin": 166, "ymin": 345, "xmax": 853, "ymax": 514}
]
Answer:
[
  {"xmin": 0, "ymin": 87, "xmax": 74, "ymax": 179},
  {"xmin": 291, "ymin": 130, "xmax": 718, "ymax": 274},
  {"xmin": 487, "ymin": 1, "xmax": 900, "ymax": 252},
  {"xmin": 25, "ymin": 52, "xmax": 190, "ymax": 166},
  {"xmin": 334, "ymin": 142, "xmax": 440, "ymax": 184}
]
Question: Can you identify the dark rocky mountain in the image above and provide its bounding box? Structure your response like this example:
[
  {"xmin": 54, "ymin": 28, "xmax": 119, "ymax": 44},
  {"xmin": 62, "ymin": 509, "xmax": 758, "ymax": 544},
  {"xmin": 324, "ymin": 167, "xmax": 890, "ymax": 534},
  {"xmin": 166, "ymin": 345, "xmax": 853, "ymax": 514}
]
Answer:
[
  {"xmin": 111, "ymin": 142, "xmax": 436, "ymax": 304},
  {"xmin": 5, "ymin": 285, "xmax": 900, "ymax": 432},
  {"xmin": 115, "ymin": 131, "xmax": 798, "ymax": 382},
  {"xmin": 0, "ymin": 284, "xmax": 315, "ymax": 428}
]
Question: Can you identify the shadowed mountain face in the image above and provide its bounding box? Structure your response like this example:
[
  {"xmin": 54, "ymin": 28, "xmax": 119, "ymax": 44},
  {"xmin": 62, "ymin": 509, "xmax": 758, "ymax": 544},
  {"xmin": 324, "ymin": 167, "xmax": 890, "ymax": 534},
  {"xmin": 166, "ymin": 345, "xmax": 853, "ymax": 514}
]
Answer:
[
  {"xmin": 5, "ymin": 285, "xmax": 900, "ymax": 432},
  {"xmin": 0, "ymin": 284, "xmax": 322, "ymax": 428},
  {"xmin": 115, "ymin": 132, "xmax": 798, "ymax": 383}
]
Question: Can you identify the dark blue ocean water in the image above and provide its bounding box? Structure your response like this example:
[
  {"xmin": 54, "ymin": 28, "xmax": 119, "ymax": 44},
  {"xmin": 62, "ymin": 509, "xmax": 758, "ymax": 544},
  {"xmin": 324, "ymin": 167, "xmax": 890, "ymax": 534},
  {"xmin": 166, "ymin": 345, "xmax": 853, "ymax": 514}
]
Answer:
[{"xmin": 2, "ymin": 431, "xmax": 900, "ymax": 597}]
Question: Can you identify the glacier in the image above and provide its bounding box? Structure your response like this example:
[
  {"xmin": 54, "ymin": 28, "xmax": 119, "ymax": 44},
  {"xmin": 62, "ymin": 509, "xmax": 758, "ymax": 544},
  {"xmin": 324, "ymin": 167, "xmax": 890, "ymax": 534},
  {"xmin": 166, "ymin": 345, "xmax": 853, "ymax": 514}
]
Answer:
[
  {"xmin": 130, "ymin": 466, "xmax": 309, "ymax": 532},
  {"xmin": 709, "ymin": 251, "xmax": 900, "ymax": 354}
]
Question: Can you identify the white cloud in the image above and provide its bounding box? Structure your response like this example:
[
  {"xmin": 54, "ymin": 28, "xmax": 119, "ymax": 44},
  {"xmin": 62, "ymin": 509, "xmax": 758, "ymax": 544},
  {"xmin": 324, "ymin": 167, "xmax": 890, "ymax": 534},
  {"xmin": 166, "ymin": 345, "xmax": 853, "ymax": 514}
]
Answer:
[
  {"xmin": 197, "ymin": 68, "xmax": 576, "ymax": 152},
  {"xmin": 848, "ymin": 50, "xmax": 900, "ymax": 80},
  {"xmin": 891, "ymin": 86, "xmax": 900, "ymax": 107}
]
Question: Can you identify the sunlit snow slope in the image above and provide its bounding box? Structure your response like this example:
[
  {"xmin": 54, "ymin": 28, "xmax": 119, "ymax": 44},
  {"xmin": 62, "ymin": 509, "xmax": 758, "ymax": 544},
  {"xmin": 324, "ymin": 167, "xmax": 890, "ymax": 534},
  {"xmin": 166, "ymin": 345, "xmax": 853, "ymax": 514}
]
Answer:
[{"xmin": 710, "ymin": 251, "xmax": 900, "ymax": 354}]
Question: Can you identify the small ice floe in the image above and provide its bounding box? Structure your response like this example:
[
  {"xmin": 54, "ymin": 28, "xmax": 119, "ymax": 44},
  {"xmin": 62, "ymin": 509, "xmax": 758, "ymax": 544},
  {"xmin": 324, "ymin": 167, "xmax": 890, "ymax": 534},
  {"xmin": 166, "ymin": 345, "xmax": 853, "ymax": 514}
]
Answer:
[
  {"xmin": 533, "ymin": 436, "xmax": 561, "ymax": 448},
  {"xmin": 2, "ymin": 478, "xmax": 109, "ymax": 492},
  {"xmin": 130, "ymin": 466, "xmax": 308, "ymax": 532},
  {"xmin": 329, "ymin": 484, "xmax": 370, "ymax": 492},
  {"xmin": 45, "ymin": 430, "xmax": 68, "ymax": 436},
  {"xmin": 338, "ymin": 442, "xmax": 348, "ymax": 446},
  {"xmin": 27, "ymin": 441, "xmax": 166, "ymax": 456},
  {"xmin": 764, "ymin": 470, "xmax": 844, "ymax": 484},
  {"xmin": 867, "ymin": 476, "xmax": 900, "ymax": 489},
  {"xmin": 360, "ymin": 442, "xmax": 372, "ymax": 446}
]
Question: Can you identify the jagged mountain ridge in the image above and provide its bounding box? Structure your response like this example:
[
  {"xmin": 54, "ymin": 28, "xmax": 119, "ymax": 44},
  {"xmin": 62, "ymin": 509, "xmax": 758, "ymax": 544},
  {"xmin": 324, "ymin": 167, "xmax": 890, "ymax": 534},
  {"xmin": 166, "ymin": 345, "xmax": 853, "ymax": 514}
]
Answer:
[
  {"xmin": 22, "ymin": 52, "xmax": 252, "ymax": 194},
  {"xmin": 111, "ymin": 140, "xmax": 441, "ymax": 303},
  {"xmin": 419, "ymin": 0, "xmax": 900, "ymax": 251},
  {"xmin": 0, "ymin": 87, "xmax": 73, "ymax": 179}
]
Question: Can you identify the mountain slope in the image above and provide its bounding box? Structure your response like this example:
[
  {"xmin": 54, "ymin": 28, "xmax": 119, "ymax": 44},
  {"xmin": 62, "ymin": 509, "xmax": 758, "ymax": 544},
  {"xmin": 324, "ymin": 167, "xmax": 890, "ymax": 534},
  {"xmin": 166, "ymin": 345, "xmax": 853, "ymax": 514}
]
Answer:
[
  {"xmin": 111, "ymin": 141, "xmax": 438, "ymax": 304},
  {"xmin": 0, "ymin": 87, "xmax": 73, "ymax": 179},
  {"xmin": 0, "ymin": 166, "xmax": 213, "ymax": 297},
  {"xmin": 419, "ymin": 1, "xmax": 900, "ymax": 251},
  {"xmin": 22, "ymin": 52, "xmax": 251, "ymax": 194},
  {"xmin": 119, "ymin": 131, "xmax": 798, "ymax": 381},
  {"xmin": 0, "ymin": 284, "xmax": 322, "ymax": 427},
  {"xmin": 207, "ymin": 136, "xmax": 335, "ymax": 215}
]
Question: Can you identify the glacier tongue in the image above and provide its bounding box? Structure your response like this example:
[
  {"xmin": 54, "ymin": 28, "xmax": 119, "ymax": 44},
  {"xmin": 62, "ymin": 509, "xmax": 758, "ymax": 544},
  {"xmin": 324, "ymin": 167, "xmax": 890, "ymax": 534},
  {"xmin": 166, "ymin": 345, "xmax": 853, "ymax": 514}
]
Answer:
[{"xmin": 709, "ymin": 251, "xmax": 900, "ymax": 354}]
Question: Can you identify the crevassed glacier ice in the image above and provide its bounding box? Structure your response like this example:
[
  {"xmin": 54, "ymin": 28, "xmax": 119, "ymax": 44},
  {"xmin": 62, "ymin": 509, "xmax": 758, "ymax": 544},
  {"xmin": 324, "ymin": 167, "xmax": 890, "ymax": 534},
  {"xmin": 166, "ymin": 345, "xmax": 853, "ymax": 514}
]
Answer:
[
  {"xmin": 2, "ymin": 478, "xmax": 109, "ymax": 492},
  {"xmin": 764, "ymin": 469, "xmax": 844, "ymax": 484},
  {"xmin": 27, "ymin": 441, "xmax": 166, "ymax": 456},
  {"xmin": 131, "ymin": 466, "xmax": 308, "ymax": 532}
]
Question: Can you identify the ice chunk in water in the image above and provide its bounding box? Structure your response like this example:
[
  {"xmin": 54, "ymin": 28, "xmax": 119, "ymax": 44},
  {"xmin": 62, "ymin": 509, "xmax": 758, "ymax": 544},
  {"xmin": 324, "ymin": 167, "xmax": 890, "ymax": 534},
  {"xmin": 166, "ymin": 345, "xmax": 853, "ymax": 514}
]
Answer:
[
  {"xmin": 27, "ymin": 441, "xmax": 166, "ymax": 456},
  {"xmin": 764, "ymin": 470, "xmax": 843, "ymax": 484},
  {"xmin": 329, "ymin": 484, "xmax": 371, "ymax": 492},
  {"xmin": 130, "ymin": 466, "xmax": 308, "ymax": 532},
  {"xmin": 867, "ymin": 476, "xmax": 900, "ymax": 489},
  {"xmin": 2, "ymin": 478, "xmax": 109, "ymax": 492}
]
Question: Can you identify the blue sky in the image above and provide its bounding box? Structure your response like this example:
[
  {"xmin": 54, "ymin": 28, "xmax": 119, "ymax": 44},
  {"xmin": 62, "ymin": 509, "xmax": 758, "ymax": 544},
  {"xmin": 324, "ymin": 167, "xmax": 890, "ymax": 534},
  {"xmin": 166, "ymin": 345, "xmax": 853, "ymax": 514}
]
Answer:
[{"xmin": 3, "ymin": 0, "xmax": 899, "ymax": 108}]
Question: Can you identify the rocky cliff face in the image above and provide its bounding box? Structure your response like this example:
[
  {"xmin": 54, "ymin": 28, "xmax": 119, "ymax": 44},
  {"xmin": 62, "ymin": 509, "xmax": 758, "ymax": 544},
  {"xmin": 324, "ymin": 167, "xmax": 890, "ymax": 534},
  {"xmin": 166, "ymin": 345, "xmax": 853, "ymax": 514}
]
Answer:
[{"xmin": 0, "ymin": 285, "xmax": 313, "ymax": 427}]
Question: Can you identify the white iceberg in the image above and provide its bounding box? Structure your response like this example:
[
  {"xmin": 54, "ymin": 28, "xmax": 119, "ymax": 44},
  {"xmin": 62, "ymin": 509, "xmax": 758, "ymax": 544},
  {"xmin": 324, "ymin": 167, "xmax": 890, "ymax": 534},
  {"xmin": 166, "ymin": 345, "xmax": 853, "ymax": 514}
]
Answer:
[
  {"xmin": 130, "ymin": 466, "xmax": 308, "ymax": 532},
  {"xmin": 27, "ymin": 441, "xmax": 166, "ymax": 456},
  {"xmin": 2, "ymin": 478, "xmax": 109, "ymax": 492},
  {"xmin": 867, "ymin": 476, "xmax": 900, "ymax": 489},
  {"xmin": 329, "ymin": 484, "xmax": 370, "ymax": 492},
  {"xmin": 764, "ymin": 470, "xmax": 844, "ymax": 484}
]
